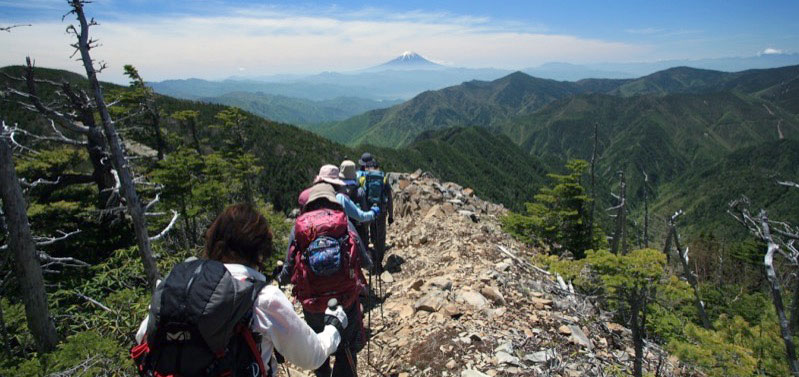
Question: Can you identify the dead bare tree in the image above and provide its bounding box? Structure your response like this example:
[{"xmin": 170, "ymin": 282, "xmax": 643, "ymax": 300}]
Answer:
[
  {"xmin": 588, "ymin": 122, "xmax": 599, "ymax": 249},
  {"xmin": 664, "ymin": 210, "xmax": 712, "ymax": 329},
  {"xmin": 2, "ymin": 57, "xmax": 118, "ymax": 209},
  {"xmin": 0, "ymin": 123, "xmax": 59, "ymax": 353},
  {"xmin": 729, "ymin": 196, "xmax": 799, "ymax": 376},
  {"xmin": 642, "ymin": 170, "xmax": 649, "ymax": 248},
  {"xmin": 65, "ymin": 0, "xmax": 160, "ymax": 287},
  {"xmin": 1, "ymin": 24, "xmax": 31, "ymax": 32},
  {"xmin": 608, "ymin": 170, "xmax": 627, "ymax": 254}
]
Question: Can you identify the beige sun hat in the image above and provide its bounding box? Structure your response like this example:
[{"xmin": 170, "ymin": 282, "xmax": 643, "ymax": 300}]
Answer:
[
  {"xmin": 313, "ymin": 164, "xmax": 346, "ymax": 186},
  {"xmin": 305, "ymin": 183, "xmax": 339, "ymax": 207},
  {"xmin": 339, "ymin": 160, "xmax": 358, "ymax": 180}
]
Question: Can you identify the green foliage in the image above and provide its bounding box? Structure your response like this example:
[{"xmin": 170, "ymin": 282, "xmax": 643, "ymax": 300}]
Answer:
[
  {"xmin": 503, "ymin": 159, "xmax": 597, "ymax": 257},
  {"xmin": 668, "ymin": 319, "xmax": 758, "ymax": 377},
  {"xmin": 0, "ymin": 331, "xmax": 132, "ymax": 377},
  {"xmin": 542, "ymin": 246, "xmax": 793, "ymax": 376},
  {"xmin": 667, "ymin": 310, "xmax": 794, "ymax": 377},
  {"xmin": 585, "ymin": 248, "xmax": 667, "ymax": 301},
  {"xmin": 257, "ymin": 201, "xmax": 291, "ymax": 274},
  {"xmin": 206, "ymin": 91, "xmax": 402, "ymax": 126}
]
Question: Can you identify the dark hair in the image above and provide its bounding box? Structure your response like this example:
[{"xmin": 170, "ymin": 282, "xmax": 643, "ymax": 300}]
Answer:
[{"xmin": 204, "ymin": 203, "xmax": 273, "ymax": 267}]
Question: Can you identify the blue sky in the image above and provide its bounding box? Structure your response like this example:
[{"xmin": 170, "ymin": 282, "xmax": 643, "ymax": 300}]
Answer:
[{"xmin": 1, "ymin": 0, "xmax": 797, "ymax": 82}]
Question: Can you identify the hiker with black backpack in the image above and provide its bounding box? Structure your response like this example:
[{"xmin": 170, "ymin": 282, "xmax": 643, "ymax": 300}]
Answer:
[
  {"xmin": 131, "ymin": 204, "xmax": 348, "ymax": 377},
  {"xmin": 357, "ymin": 152, "xmax": 394, "ymax": 274},
  {"xmin": 277, "ymin": 183, "xmax": 372, "ymax": 377}
]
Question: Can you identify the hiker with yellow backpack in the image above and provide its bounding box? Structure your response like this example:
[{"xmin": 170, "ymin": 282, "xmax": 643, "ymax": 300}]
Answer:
[{"xmin": 357, "ymin": 153, "xmax": 393, "ymax": 274}]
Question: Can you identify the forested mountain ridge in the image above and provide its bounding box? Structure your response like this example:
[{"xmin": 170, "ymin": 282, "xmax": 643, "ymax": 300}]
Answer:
[
  {"xmin": 324, "ymin": 65, "xmax": 799, "ymax": 149},
  {"xmin": 201, "ymin": 92, "xmax": 402, "ymax": 125},
  {"xmin": 316, "ymin": 72, "xmax": 597, "ymax": 147}
]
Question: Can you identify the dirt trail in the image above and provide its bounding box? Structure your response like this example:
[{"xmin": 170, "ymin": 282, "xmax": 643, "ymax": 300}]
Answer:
[{"xmin": 281, "ymin": 170, "xmax": 686, "ymax": 377}]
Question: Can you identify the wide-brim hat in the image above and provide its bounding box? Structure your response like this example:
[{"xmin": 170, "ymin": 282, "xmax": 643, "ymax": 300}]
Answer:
[
  {"xmin": 305, "ymin": 183, "xmax": 339, "ymax": 207},
  {"xmin": 313, "ymin": 164, "xmax": 346, "ymax": 186},
  {"xmin": 358, "ymin": 152, "xmax": 378, "ymax": 168},
  {"xmin": 339, "ymin": 160, "xmax": 358, "ymax": 180}
]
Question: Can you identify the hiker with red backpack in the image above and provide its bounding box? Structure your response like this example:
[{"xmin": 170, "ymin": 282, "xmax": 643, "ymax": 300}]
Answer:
[
  {"xmin": 131, "ymin": 204, "xmax": 348, "ymax": 377},
  {"xmin": 357, "ymin": 152, "xmax": 394, "ymax": 274},
  {"xmin": 278, "ymin": 182, "xmax": 372, "ymax": 377}
]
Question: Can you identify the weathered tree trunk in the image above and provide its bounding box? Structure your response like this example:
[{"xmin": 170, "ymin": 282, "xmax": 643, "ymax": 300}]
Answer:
[
  {"xmin": 630, "ymin": 289, "xmax": 644, "ymax": 377},
  {"xmin": 0, "ymin": 129, "xmax": 59, "ymax": 353},
  {"xmin": 149, "ymin": 110, "xmax": 165, "ymax": 161},
  {"xmin": 661, "ymin": 225, "xmax": 673, "ymax": 264},
  {"xmin": 642, "ymin": 171, "xmax": 649, "ymax": 248},
  {"xmin": 188, "ymin": 117, "xmax": 202, "ymax": 156},
  {"xmin": 791, "ymin": 283, "xmax": 799, "ymax": 335},
  {"xmin": 0, "ymin": 299, "xmax": 9, "ymax": 358},
  {"xmin": 70, "ymin": 0, "xmax": 160, "ymax": 287},
  {"xmin": 671, "ymin": 227, "xmax": 712, "ymax": 329},
  {"xmin": 588, "ymin": 122, "xmax": 598, "ymax": 249},
  {"xmin": 760, "ymin": 211, "xmax": 799, "ymax": 377},
  {"xmin": 611, "ymin": 171, "xmax": 627, "ymax": 254}
]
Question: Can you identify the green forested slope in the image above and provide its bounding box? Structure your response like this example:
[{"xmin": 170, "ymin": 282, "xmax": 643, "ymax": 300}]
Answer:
[
  {"xmin": 320, "ymin": 72, "xmax": 594, "ymax": 147},
  {"xmin": 200, "ymin": 92, "xmax": 400, "ymax": 125},
  {"xmin": 322, "ymin": 65, "xmax": 799, "ymax": 149},
  {"xmin": 651, "ymin": 139, "xmax": 799, "ymax": 239},
  {"xmin": 366, "ymin": 127, "xmax": 549, "ymax": 209}
]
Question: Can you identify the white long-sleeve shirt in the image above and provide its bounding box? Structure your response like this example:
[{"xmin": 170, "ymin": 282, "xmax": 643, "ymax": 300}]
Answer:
[{"xmin": 135, "ymin": 263, "xmax": 340, "ymax": 373}]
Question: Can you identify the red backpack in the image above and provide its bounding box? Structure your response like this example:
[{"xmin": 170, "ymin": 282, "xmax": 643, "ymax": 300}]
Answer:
[{"xmin": 290, "ymin": 208, "xmax": 365, "ymax": 313}]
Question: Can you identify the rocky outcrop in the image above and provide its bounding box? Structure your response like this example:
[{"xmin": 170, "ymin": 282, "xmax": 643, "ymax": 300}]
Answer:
[{"xmin": 285, "ymin": 170, "xmax": 686, "ymax": 376}]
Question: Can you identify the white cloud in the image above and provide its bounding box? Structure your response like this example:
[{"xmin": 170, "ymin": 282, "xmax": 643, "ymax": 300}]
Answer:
[
  {"xmin": 760, "ymin": 47, "xmax": 784, "ymax": 55},
  {"xmin": 0, "ymin": 6, "xmax": 648, "ymax": 83}
]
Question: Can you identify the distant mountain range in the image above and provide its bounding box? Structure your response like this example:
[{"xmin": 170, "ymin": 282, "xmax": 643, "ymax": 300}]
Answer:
[
  {"xmin": 5, "ymin": 63, "xmax": 799, "ymax": 240},
  {"xmin": 322, "ymin": 65, "xmax": 799, "ymax": 148},
  {"xmin": 314, "ymin": 64, "xmax": 799, "ymax": 238},
  {"xmin": 149, "ymin": 52, "xmax": 509, "ymax": 102},
  {"xmin": 148, "ymin": 51, "xmax": 799, "ymax": 125}
]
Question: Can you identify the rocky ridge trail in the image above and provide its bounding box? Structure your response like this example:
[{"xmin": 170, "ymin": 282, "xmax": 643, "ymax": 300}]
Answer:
[{"xmin": 286, "ymin": 170, "xmax": 687, "ymax": 377}]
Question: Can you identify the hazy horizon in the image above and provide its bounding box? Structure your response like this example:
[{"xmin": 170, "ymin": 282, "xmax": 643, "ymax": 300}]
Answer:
[{"xmin": 2, "ymin": 0, "xmax": 797, "ymax": 84}]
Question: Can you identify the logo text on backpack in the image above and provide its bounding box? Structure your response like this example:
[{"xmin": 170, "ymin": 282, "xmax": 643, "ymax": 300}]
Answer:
[{"xmin": 166, "ymin": 331, "xmax": 191, "ymax": 341}]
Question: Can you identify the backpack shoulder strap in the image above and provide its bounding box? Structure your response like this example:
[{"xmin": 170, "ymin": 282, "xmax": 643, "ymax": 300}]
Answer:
[{"xmin": 243, "ymin": 278, "xmax": 271, "ymax": 376}]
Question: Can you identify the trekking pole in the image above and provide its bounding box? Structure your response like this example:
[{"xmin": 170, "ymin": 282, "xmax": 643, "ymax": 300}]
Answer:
[
  {"xmin": 328, "ymin": 299, "xmax": 359, "ymax": 377},
  {"xmin": 344, "ymin": 348, "xmax": 359, "ymax": 377},
  {"xmin": 377, "ymin": 273, "xmax": 384, "ymax": 323},
  {"xmin": 367, "ymin": 270, "xmax": 372, "ymax": 366}
]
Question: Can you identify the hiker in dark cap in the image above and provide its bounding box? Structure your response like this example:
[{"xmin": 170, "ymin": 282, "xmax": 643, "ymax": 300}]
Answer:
[
  {"xmin": 357, "ymin": 152, "xmax": 376, "ymax": 172},
  {"xmin": 357, "ymin": 152, "xmax": 394, "ymax": 273}
]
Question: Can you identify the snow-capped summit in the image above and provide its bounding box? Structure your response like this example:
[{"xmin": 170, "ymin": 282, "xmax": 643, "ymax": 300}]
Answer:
[{"xmin": 368, "ymin": 51, "xmax": 444, "ymax": 71}]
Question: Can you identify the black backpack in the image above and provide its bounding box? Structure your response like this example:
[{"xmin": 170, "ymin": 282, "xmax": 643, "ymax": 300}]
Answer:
[
  {"xmin": 343, "ymin": 183, "xmax": 361, "ymax": 205},
  {"xmin": 131, "ymin": 259, "xmax": 271, "ymax": 377}
]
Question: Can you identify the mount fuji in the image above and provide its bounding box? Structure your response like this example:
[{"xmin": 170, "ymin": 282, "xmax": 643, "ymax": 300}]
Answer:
[{"xmin": 367, "ymin": 51, "xmax": 445, "ymax": 71}]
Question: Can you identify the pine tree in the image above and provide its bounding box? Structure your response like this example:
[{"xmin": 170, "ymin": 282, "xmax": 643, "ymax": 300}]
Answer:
[{"xmin": 503, "ymin": 159, "xmax": 599, "ymax": 258}]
